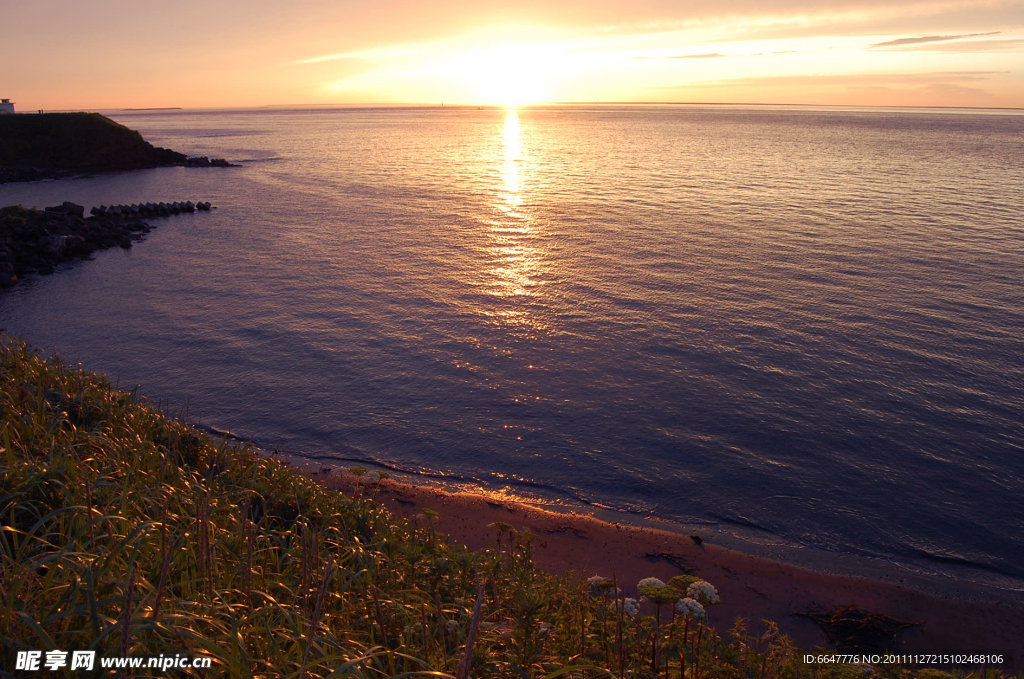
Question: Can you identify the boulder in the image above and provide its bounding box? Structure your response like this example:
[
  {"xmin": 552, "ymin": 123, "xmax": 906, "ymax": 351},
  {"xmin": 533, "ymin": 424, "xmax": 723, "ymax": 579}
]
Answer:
[{"xmin": 44, "ymin": 201, "xmax": 85, "ymax": 218}]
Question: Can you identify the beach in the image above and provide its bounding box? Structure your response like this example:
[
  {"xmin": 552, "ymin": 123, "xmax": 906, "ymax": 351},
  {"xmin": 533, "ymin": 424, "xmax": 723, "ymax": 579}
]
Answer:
[{"xmin": 313, "ymin": 468, "xmax": 1024, "ymax": 656}]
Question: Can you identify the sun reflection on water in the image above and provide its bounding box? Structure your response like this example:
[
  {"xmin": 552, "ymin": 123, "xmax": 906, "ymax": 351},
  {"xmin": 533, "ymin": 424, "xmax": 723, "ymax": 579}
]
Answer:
[
  {"xmin": 500, "ymin": 109, "xmax": 523, "ymax": 215},
  {"xmin": 484, "ymin": 108, "xmax": 547, "ymax": 316}
]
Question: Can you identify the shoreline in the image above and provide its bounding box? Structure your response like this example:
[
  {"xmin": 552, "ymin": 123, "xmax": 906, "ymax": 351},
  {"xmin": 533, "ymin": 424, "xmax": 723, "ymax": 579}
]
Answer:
[{"xmin": 299, "ymin": 461, "xmax": 1023, "ymax": 655}]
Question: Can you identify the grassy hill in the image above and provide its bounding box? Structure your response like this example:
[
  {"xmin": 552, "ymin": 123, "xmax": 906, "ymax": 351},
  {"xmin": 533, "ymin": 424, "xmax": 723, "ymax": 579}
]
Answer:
[{"xmin": 0, "ymin": 113, "xmax": 185, "ymax": 182}]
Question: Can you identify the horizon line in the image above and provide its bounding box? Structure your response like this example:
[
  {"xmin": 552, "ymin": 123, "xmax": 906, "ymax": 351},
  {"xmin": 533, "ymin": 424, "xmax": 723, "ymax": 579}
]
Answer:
[{"xmin": 24, "ymin": 101, "xmax": 1024, "ymax": 113}]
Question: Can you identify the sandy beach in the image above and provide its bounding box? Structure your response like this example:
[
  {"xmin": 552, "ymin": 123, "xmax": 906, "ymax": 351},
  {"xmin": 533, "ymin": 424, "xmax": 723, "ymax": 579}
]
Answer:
[{"xmin": 311, "ymin": 469, "xmax": 1024, "ymax": 657}]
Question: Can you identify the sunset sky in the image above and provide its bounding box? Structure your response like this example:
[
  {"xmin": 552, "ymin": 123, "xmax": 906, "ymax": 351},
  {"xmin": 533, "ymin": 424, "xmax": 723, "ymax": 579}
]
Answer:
[{"xmin": 3, "ymin": 0, "xmax": 1022, "ymax": 109}]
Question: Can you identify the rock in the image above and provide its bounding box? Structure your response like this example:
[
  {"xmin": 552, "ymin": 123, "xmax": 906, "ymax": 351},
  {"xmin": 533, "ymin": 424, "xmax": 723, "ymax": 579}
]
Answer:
[
  {"xmin": 0, "ymin": 262, "xmax": 16, "ymax": 288},
  {"xmin": 796, "ymin": 606, "xmax": 919, "ymax": 653},
  {"xmin": 184, "ymin": 156, "xmax": 237, "ymax": 167},
  {"xmin": 44, "ymin": 235, "xmax": 66, "ymax": 255},
  {"xmin": 44, "ymin": 201, "xmax": 86, "ymax": 218},
  {"xmin": 64, "ymin": 235, "xmax": 88, "ymax": 256}
]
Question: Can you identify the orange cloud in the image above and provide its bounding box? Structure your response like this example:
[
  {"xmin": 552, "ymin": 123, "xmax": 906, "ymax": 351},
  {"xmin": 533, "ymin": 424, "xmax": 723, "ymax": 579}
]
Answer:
[{"xmin": 869, "ymin": 32, "xmax": 999, "ymax": 47}]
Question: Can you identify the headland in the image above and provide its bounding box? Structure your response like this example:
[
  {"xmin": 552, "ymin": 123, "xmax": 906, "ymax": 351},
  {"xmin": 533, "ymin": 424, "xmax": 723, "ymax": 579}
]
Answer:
[{"xmin": 0, "ymin": 112, "xmax": 234, "ymax": 183}]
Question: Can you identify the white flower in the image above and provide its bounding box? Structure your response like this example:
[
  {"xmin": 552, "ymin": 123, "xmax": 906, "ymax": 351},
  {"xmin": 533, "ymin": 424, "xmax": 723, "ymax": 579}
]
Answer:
[
  {"xmin": 686, "ymin": 581, "xmax": 720, "ymax": 606},
  {"xmin": 622, "ymin": 598, "xmax": 639, "ymax": 617},
  {"xmin": 675, "ymin": 597, "xmax": 706, "ymax": 619},
  {"xmin": 446, "ymin": 619, "xmax": 459, "ymax": 632},
  {"xmin": 637, "ymin": 577, "xmax": 666, "ymax": 589},
  {"xmin": 588, "ymin": 575, "xmax": 607, "ymax": 586}
]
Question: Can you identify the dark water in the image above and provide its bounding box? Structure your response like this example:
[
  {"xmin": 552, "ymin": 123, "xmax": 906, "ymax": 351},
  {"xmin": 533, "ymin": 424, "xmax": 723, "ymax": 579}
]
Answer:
[{"xmin": 2, "ymin": 105, "xmax": 1022, "ymax": 591}]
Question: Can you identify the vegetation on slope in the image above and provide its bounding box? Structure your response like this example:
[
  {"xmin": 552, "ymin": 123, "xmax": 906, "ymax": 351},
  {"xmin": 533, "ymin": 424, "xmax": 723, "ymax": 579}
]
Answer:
[
  {"xmin": 0, "ymin": 113, "xmax": 185, "ymax": 182},
  {"xmin": 0, "ymin": 337, "xmax": 1008, "ymax": 678}
]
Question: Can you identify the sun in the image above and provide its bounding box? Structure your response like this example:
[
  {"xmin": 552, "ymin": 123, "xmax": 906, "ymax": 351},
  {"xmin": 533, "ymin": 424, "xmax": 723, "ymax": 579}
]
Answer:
[{"xmin": 456, "ymin": 45, "xmax": 555, "ymax": 106}]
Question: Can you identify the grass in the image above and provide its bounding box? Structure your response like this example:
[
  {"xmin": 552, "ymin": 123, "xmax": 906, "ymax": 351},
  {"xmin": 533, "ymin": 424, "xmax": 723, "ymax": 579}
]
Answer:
[{"xmin": 0, "ymin": 335, "xmax": 1016, "ymax": 678}]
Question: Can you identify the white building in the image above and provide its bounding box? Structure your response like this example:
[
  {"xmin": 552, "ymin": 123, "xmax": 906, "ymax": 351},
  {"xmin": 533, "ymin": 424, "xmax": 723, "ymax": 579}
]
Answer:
[{"xmin": 0, "ymin": 99, "xmax": 15, "ymax": 114}]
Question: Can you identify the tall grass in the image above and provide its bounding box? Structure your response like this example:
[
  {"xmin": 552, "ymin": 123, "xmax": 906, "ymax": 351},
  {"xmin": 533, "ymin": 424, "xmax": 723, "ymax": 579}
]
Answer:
[{"xmin": 0, "ymin": 336, "xmax": 1013, "ymax": 678}]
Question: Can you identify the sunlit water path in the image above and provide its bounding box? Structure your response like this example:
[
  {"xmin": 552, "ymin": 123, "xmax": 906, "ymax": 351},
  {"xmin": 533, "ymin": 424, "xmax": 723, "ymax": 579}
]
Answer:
[{"xmin": 2, "ymin": 105, "xmax": 1022, "ymax": 593}]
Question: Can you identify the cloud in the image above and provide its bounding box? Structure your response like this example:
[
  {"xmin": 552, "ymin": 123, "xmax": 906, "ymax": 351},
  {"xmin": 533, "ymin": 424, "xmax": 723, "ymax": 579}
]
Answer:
[
  {"xmin": 573, "ymin": 0, "xmax": 1019, "ymax": 38},
  {"xmin": 655, "ymin": 71, "xmax": 1004, "ymax": 89},
  {"xmin": 296, "ymin": 52, "xmax": 372, "ymax": 64},
  {"xmin": 884, "ymin": 38, "xmax": 1024, "ymax": 52},
  {"xmin": 667, "ymin": 52, "xmax": 726, "ymax": 58},
  {"xmin": 869, "ymin": 31, "xmax": 999, "ymax": 48}
]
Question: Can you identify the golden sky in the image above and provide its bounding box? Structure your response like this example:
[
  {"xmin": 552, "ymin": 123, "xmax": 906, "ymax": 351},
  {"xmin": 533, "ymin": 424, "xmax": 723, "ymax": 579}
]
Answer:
[{"xmin": 3, "ymin": 0, "xmax": 1022, "ymax": 109}]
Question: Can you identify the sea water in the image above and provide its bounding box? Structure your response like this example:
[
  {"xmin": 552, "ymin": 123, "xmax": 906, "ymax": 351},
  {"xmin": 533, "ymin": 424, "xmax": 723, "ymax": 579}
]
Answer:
[{"xmin": 2, "ymin": 105, "xmax": 1022, "ymax": 592}]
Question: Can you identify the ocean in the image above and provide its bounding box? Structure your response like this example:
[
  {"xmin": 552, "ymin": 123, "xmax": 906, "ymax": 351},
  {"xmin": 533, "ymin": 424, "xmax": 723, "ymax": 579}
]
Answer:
[{"xmin": 2, "ymin": 104, "xmax": 1022, "ymax": 594}]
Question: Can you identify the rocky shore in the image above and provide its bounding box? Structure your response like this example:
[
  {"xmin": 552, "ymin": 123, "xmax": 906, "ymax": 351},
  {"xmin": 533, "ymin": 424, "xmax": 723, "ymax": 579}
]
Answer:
[
  {"xmin": 0, "ymin": 200, "xmax": 212, "ymax": 287},
  {"xmin": 0, "ymin": 112, "xmax": 236, "ymax": 183}
]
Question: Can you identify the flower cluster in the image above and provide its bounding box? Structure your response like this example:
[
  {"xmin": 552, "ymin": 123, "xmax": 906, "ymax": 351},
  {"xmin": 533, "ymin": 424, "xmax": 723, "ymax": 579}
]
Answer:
[
  {"xmin": 686, "ymin": 581, "xmax": 720, "ymax": 606},
  {"xmin": 638, "ymin": 576, "xmax": 681, "ymax": 604},
  {"xmin": 637, "ymin": 577, "xmax": 666, "ymax": 589},
  {"xmin": 675, "ymin": 597, "xmax": 706, "ymax": 620},
  {"xmin": 622, "ymin": 598, "xmax": 640, "ymax": 617}
]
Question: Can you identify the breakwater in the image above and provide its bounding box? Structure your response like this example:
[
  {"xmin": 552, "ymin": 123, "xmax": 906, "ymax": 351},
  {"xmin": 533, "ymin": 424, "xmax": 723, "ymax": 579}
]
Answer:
[
  {"xmin": 0, "ymin": 199, "xmax": 213, "ymax": 287},
  {"xmin": 91, "ymin": 200, "xmax": 212, "ymax": 218}
]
